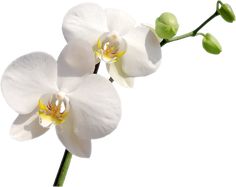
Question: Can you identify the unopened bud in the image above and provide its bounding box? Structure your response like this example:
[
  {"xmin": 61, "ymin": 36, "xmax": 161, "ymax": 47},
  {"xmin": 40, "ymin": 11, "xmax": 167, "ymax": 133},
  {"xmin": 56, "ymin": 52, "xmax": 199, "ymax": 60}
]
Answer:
[
  {"xmin": 155, "ymin": 12, "xmax": 179, "ymax": 39},
  {"xmin": 202, "ymin": 33, "xmax": 222, "ymax": 55},
  {"xmin": 218, "ymin": 3, "xmax": 235, "ymax": 23}
]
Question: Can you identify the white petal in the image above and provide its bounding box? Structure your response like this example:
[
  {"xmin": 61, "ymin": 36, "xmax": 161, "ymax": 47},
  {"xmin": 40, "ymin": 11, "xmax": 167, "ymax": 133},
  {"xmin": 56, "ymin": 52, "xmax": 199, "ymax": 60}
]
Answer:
[
  {"xmin": 68, "ymin": 74, "xmax": 121, "ymax": 139},
  {"xmin": 10, "ymin": 108, "xmax": 49, "ymax": 141},
  {"xmin": 1, "ymin": 52, "xmax": 58, "ymax": 114},
  {"xmin": 63, "ymin": 3, "xmax": 107, "ymax": 45},
  {"xmin": 56, "ymin": 115, "xmax": 91, "ymax": 158},
  {"xmin": 122, "ymin": 26, "xmax": 162, "ymax": 77},
  {"xmin": 57, "ymin": 39, "xmax": 97, "ymax": 93},
  {"xmin": 106, "ymin": 62, "xmax": 134, "ymax": 88},
  {"xmin": 105, "ymin": 9, "xmax": 136, "ymax": 36}
]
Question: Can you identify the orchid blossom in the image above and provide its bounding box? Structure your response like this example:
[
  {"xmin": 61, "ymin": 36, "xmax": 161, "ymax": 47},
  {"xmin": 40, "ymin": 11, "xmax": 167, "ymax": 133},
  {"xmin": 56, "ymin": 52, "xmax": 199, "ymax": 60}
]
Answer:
[
  {"xmin": 1, "ymin": 39, "xmax": 121, "ymax": 158},
  {"xmin": 62, "ymin": 3, "xmax": 162, "ymax": 87}
]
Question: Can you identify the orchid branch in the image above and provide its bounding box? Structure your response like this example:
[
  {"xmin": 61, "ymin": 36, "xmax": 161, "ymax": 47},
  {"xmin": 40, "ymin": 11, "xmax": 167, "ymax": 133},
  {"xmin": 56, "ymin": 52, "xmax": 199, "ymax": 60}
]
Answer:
[
  {"xmin": 53, "ymin": 1, "xmax": 235, "ymax": 186},
  {"xmin": 160, "ymin": 11, "xmax": 219, "ymax": 47},
  {"xmin": 160, "ymin": 0, "xmax": 235, "ymax": 48}
]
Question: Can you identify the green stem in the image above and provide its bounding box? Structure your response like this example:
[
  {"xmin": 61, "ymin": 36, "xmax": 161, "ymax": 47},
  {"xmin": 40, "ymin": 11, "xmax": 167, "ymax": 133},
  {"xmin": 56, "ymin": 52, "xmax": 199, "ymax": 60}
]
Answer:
[
  {"xmin": 53, "ymin": 150, "xmax": 72, "ymax": 186},
  {"xmin": 160, "ymin": 11, "xmax": 219, "ymax": 47}
]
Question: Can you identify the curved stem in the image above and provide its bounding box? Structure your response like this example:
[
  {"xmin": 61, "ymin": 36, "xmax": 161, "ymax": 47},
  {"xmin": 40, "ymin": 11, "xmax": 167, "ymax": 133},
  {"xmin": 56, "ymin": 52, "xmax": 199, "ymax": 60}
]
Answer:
[
  {"xmin": 53, "ymin": 63, "xmax": 101, "ymax": 187},
  {"xmin": 160, "ymin": 11, "xmax": 219, "ymax": 47},
  {"xmin": 217, "ymin": 1, "xmax": 223, "ymax": 10},
  {"xmin": 53, "ymin": 150, "xmax": 72, "ymax": 186}
]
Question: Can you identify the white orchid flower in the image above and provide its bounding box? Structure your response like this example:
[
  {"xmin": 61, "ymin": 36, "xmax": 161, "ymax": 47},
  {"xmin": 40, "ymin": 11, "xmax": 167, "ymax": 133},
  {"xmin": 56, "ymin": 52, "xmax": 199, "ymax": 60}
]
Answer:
[
  {"xmin": 62, "ymin": 3, "xmax": 162, "ymax": 87},
  {"xmin": 1, "ymin": 39, "xmax": 121, "ymax": 158}
]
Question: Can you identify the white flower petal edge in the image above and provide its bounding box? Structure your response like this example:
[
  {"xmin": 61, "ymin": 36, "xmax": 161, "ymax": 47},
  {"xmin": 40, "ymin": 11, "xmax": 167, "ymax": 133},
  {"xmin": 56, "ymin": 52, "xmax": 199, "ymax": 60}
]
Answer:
[
  {"xmin": 57, "ymin": 39, "xmax": 96, "ymax": 93},
  {"xmin": 105, "ymin": 8, "xmax": 136, "ymax": 36},
  {"xmin": 1, "ymin": 52, "xmax": 58, "ymax": 114},
  {"xmin": 106, "ymin": 62, "xmax": 134, "ymax": 88},
  {"xmin": 68, "ymin": 74, "xmax": 121, "ymax": 139},
  {"xmin": 56, "ymin": 115, "xmax": 91, "ymax": 158},
  {"xmin": 63, "ymin": 3, "xmax": 107, "ymax": 45},
  {"xmin": 10, "ymin": 108, "xmax": 49, "ymax": 141},
  {"xmin": 122, "ymin": 25, "xmax": 162, "ymax": 77}
]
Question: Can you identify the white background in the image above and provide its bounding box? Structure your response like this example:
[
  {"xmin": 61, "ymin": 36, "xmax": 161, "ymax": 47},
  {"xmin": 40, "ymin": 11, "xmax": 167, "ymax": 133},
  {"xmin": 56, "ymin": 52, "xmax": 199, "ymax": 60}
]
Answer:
[{"xmin": 0, "ymin": 0, "xmax": 236, "ymax": 186}]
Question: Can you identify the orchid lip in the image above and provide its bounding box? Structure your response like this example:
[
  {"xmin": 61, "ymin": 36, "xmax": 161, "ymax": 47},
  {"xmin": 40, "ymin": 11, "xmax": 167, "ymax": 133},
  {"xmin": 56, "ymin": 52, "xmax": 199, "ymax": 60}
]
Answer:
[
  {"xmin": 38, "ymin": 92, "xmax": 70, "ymax": 128},
  {"xmin": 95, "ymin": 32, "xmax": 127, "ymax": 63}
]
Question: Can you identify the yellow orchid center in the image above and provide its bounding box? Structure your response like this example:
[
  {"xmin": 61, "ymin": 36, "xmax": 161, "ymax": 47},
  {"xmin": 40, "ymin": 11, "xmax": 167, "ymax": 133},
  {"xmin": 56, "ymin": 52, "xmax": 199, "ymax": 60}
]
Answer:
[
  {"xmin": 38, "ymin": 93, "xmax": 69, "ymax": 127},
  {"xmin": 95, "ymin": 33, "xmax": 127, "ymax": 63}
]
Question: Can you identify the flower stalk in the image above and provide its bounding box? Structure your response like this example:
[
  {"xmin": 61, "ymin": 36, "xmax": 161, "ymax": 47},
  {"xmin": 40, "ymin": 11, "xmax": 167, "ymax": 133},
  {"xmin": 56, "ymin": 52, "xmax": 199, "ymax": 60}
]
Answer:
[
  {"xmin": 53, "ymin": 1, "xmax": 233, "ymax": 186},
  {"xmin": 160, "ymin": 11, "xmax": 219, "ymax": 47},
  {"xmin": 53, "ymin": 150, "xmax": 72, "ymax": 187}
]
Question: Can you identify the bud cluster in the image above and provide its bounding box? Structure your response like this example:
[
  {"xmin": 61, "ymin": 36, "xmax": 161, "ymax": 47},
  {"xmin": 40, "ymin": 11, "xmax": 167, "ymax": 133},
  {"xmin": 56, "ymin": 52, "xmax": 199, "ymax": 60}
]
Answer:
[{"xmin": 155, "ymin": 1, "xmax": 235, "ymax": 55}]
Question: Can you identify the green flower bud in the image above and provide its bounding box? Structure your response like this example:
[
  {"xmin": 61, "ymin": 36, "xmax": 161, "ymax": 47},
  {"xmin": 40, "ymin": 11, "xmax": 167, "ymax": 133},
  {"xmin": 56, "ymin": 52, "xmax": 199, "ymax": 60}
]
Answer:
[
  {"xmin": 202, "ymin": 33, "xmax": 222, "ymax": 55},
  {"xmin": 155, "ymin": 12, "xmax": 179, "ymax": 39},
  {"xmin": 218, "ymin": 3, "xmax": 235, "ymax": 23}
]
